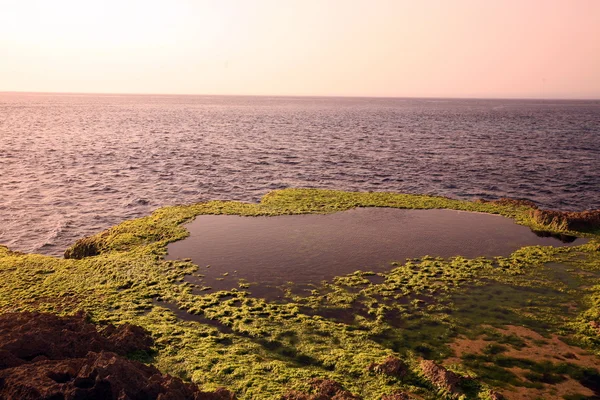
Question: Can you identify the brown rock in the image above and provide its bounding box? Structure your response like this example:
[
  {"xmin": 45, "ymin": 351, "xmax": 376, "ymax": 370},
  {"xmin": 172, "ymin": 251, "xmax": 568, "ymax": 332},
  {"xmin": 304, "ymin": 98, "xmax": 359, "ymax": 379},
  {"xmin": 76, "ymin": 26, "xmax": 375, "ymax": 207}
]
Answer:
[
  {"xmin": 488, "ymin": 390, "xmax": 504, "ymax": 400},
  {"xmin": 419, "ymin": 360, "xmax": 462, "ymax": 394},
  {"xmin": 530, "ymin": 209, "xmax": 600, "ymax": 232},
  {"xmin": 0, "ymin": 349, "xmax": 24, "ymax": 370},
  {"xmin": 0, "ymin": 312, "xmax": 151, "ymax": 362},
  {"xmin": 102, "ymin": 323, "xmax": 154, "ymax": 355},
  {"xmin": 367, "ymin": 355, "xmax": 408, "ymax": 378},
  {"xmin": 280, "ymin": 391, "xmax": 309, "ymax": 400},
  {"xmin": 280, "ymin": 392, "xmax": 310, "ymax": 400},
  {"xmin": 0, "ymin": 350, "xmax": 235, "ymax": 400},
  {"xmin": 0, "ymin": 312, "xmax": 236, "ymax": 400}
]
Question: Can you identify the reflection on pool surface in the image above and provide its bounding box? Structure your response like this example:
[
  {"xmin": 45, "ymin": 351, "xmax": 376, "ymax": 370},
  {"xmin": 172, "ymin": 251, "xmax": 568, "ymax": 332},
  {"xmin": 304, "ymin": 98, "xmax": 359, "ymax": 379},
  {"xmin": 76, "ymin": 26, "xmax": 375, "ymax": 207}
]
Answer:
[{"xmin": 166, "ymin": 208, "xmax": 586, "ymax": 295}]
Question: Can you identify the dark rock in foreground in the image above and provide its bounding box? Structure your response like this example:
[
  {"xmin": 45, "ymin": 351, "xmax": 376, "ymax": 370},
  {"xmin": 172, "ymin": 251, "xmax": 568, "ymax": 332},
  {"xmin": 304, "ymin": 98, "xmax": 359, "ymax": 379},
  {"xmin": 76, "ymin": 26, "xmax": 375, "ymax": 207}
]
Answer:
[
  {"xmin": 0, "ymin": 351, "xmax": 235, "ymax": 400},
  {"xmin": 0, "ymin": 312, "xmax": 236, "ymax": 400},
  {"xmin": 0, "ymin": 311, "xmax": 152, "ymax": 362}
]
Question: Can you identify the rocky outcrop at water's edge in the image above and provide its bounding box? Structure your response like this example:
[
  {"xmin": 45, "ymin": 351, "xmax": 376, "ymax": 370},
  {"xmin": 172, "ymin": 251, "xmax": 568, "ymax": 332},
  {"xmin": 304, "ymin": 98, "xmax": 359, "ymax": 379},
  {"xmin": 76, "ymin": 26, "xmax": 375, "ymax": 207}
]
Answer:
[
  {"xmin": 0, "ymin": 312, "xmax": 236, "ymax": 400},
  {"xmin": 530, "ymin": 209, "xmax": 600, "ymax": 232}
]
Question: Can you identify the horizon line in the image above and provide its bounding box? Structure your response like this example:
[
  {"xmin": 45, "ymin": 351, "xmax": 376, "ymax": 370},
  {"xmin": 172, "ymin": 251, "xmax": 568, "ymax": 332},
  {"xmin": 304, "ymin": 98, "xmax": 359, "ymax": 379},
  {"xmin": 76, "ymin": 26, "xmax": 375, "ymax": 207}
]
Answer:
[{"xmin": 1, "ymin": 90, "xmax": 599, "ymax": 102}]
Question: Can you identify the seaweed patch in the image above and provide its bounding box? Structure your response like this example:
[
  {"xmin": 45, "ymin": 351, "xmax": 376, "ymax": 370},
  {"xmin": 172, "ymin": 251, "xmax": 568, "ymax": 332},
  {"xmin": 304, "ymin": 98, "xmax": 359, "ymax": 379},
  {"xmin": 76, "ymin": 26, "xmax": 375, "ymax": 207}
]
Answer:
[{"xmin": 1, "ymin": 189, "xmax": 599, "ymax": 399}]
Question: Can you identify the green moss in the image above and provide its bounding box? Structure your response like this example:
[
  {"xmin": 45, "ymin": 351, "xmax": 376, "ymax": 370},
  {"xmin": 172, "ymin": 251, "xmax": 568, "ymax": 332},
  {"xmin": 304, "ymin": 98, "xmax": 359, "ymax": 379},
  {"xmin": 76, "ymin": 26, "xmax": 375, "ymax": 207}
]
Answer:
[{"xmin": 1, "ymin": 188, "xmax": 599, "ymax": 399}]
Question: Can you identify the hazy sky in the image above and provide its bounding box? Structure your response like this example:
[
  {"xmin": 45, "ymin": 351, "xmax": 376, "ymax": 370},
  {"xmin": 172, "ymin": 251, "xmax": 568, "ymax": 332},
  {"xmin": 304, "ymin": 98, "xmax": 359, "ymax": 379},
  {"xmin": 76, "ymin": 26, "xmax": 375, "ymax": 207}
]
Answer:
[{"xmin": 1, "ymin": 0, "xmax": 599, "ymax": 98}]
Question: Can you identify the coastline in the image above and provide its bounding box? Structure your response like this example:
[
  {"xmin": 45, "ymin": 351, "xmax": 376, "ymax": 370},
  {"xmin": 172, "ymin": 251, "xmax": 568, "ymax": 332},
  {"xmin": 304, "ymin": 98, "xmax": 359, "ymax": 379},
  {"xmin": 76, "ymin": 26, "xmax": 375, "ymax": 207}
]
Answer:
[{"xmin": 1, "ymin": 189, "xmax": 599, "ymax": 399}]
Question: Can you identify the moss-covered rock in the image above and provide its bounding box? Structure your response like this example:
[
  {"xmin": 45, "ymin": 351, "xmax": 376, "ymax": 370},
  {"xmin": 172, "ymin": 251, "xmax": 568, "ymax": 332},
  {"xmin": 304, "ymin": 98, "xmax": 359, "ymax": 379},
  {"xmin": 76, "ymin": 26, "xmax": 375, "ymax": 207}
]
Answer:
[{"xmin": 1, "ymin": 189, "xmax": 599, "ymax": 399}]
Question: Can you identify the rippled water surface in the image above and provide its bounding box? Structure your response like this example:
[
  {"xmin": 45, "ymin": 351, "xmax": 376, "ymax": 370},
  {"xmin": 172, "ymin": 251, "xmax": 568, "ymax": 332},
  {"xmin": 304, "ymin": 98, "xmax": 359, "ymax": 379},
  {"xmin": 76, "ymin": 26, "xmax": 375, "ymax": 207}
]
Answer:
[{"xmin": 1, "ymin": 93, "xmax": 599, "ymax": 256}]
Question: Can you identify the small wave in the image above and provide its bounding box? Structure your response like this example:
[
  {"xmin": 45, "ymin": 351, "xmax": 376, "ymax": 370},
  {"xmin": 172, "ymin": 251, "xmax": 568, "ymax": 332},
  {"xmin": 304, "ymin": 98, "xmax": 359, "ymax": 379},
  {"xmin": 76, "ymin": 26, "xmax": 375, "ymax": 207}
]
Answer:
[
  {"xmin": 32, "ymin": 215, "xmax": 68, "ymax": 253},
  {"xmin": 126, "ymin": 198, "xmax": 150, "ymax": 207}
]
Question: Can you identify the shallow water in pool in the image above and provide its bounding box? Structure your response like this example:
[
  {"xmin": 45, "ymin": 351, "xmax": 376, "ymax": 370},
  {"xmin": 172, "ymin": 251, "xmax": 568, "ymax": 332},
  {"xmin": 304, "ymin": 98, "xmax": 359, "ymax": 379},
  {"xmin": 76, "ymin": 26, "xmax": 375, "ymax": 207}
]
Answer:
[{"xmin": 166, "ymin": 208, "xmax": 587, "ymax": 295}]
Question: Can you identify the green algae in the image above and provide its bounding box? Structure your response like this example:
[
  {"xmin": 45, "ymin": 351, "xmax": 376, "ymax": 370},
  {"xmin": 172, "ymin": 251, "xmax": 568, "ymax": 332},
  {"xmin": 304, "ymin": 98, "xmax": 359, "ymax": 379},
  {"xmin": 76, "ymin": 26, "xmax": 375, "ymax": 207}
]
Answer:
[{"xmin": 1, "ymin": 188, "xmax": 599, "ymax": 399}]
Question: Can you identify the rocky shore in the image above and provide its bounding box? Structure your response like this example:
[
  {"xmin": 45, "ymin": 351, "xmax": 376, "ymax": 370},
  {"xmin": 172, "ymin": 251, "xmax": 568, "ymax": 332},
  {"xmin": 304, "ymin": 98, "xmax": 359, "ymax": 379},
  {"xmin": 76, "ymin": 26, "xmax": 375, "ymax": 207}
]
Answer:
[
  {"xmin": 1, "ymin": 189, "xmax": 599, "ymax": 399},
  {"xmin": 0, "ymin": 312, "xmax": 235, "ymax": 400}
]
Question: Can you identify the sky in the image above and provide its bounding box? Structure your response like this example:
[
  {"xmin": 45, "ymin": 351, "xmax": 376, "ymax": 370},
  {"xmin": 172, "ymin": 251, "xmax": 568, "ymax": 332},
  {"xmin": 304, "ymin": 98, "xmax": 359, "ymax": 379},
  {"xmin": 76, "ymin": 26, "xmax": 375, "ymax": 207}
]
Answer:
[{"xmin": 0, "ymin": 0, "xmax": 599, "ymax": 99}]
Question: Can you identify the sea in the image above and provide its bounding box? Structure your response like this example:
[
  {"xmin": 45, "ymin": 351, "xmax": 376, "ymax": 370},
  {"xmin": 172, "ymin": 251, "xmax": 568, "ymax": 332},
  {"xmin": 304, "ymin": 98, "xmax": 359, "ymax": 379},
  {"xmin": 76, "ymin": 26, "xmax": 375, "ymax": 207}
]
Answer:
[{"xmin": 0, "ymin": 93, "xmax": 598, "ymax": 256}]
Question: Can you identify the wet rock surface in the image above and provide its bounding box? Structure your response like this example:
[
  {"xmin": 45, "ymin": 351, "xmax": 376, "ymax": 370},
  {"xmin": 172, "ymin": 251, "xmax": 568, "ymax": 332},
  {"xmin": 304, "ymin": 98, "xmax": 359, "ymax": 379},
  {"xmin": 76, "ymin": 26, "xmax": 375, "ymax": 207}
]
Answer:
[{"xmin": 0, "ymin": 312, "xmax": 236, "ymax": 400}]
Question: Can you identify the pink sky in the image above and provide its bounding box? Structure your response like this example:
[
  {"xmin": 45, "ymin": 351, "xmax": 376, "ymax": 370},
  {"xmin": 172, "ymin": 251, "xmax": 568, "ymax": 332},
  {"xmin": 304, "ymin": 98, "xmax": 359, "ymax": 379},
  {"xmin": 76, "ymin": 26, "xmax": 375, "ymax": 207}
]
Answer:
[{"xmin": 0, "ymin": 0, "xmax": 599, "ymax": 98}]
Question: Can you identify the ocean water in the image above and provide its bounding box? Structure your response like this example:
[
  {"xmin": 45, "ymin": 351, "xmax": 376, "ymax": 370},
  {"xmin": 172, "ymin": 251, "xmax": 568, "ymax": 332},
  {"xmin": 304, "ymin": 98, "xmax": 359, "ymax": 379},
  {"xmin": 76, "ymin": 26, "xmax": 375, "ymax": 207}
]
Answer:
[{"xmin": 0, "ymin": 93, "xmax": 599, "ymax": 256}]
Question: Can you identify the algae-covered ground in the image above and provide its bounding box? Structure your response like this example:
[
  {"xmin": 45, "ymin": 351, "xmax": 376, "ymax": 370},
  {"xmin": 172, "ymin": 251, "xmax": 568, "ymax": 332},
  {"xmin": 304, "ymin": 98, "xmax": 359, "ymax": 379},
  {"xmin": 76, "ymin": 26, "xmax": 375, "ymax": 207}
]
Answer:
[{"xmin": 1, "ymin": 189, "xmax": 599, "ymax": 399}]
